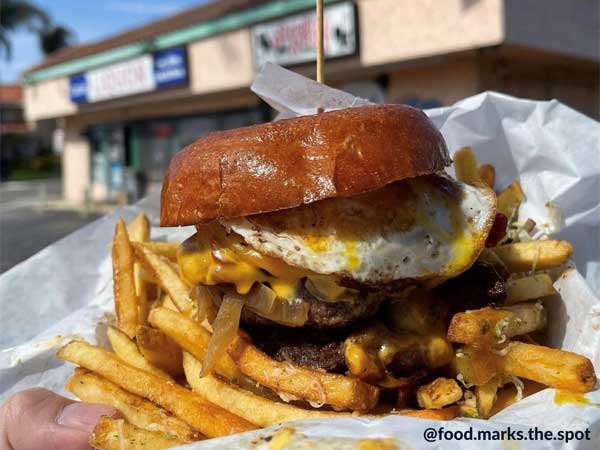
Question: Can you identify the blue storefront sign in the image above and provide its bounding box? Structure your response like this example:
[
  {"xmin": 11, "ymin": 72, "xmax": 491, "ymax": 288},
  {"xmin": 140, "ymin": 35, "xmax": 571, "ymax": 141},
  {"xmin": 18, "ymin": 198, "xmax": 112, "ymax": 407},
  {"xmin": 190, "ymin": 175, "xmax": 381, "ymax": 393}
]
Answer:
[
  {"xmin": 69, "ymin": 47, "xmax": 187, "ymax": 104},
  {"xmin": 69, "ymin": 73, "xmax": 88, "ymax": 104},
  {"xmin": 154, "ymin": 47, "xmax": 187, "ymax": 88}
]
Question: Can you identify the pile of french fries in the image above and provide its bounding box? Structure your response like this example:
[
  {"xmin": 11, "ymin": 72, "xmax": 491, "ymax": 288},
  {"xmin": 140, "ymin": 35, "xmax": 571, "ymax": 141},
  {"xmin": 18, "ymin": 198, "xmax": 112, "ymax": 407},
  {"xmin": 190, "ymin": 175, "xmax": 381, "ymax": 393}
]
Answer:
[{"xmin": 56, "ymin": 147, "xmax": 596, "ymax": 449}]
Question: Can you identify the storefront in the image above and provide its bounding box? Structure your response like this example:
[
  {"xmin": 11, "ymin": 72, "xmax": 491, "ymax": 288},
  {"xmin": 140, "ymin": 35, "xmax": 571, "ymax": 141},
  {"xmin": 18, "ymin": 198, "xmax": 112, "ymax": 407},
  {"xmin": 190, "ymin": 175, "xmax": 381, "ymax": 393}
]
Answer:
[
  {"xmin": 22, "ymin": 0, "xmax": 598, "ymax": 204},
  {"xmin": 85, "ymin": 108, "xmax": 265, "ymax": 201}
]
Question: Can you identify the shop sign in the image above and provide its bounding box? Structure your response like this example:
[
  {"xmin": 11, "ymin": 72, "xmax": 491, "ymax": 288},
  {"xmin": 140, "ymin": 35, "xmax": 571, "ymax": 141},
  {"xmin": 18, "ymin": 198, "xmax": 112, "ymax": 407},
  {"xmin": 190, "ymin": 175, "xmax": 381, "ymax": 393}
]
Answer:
[
  {"xmin": 251, "ymin": 1, "xmax": 356, "ymax": 67},
  {"xmin": 69, "ymin": 47, "xmax": 187, "ymax": 104}
]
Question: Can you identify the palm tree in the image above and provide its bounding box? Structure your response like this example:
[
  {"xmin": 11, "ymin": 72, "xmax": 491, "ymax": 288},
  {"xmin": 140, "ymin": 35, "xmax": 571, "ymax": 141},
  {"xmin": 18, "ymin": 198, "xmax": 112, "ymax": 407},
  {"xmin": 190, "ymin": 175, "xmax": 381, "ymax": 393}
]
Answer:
[
  {"xmin": 1, "ymin": 0, "xmax": 75, "ymax": 60},
  {"xmin": 0, "ymin": 0, "xmax": 49, "ymax": 60},
  {"xmin": 38, "ymin": 24, "xmax": 74, "ymax": 55}
]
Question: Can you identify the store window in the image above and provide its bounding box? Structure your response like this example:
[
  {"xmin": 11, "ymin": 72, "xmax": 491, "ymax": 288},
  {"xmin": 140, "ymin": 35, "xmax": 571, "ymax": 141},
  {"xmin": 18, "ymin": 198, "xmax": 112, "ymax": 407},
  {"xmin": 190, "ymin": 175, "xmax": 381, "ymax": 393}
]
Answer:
[
  {"xmin": 88, "ymin": 125, "xmax": 126, "ymax": 201},
  {"xmin": 126, "ymin": 107, "xmax": 265, "ymax": 183}
]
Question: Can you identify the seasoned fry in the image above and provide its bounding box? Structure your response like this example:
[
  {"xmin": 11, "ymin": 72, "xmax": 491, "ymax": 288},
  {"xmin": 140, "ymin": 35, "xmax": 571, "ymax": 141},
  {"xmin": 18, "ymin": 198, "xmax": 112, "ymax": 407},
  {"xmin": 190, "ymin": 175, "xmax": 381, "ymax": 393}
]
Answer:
[
  {"xmin": 139, "ymin": 241, "xmax": 179, "ymax": 261},
  {"xmin": 453, "ymin": 346, "xmax": 498, "ymax": 386},
  {"xmin": 112, "ymin": 218, "xmax": 138, "ymax": 338},
  {"xmin": 416, "ymin": 378, "xmax": 463, "ymax": 409},
  {"xmin": 135, "ymin": 271, "xmax": 152, "ymax": 326},
  {"xmin": 479, "ymin": 164, "xmax": 495, "ymax": 188},
  {"xmin": 497, "ymin": 181, "xmax": 524, "ymax": 219},
  {"xmin": 453, "ymin": 146, "xmax": 481, "ymax": 184},
  {"xmin": 455, "ymin": 342, "xmax": 596, "ymax": 392},
  {"xmin": 500, "ymin": 303, "xmax": 547, "ymax": 338},
  {"xmin": 148, "ymin": 307, "xmax": 239, "ymax": 381},
  {"xmin": 57, "ymin": 341, "xmax": 257, "ymax": 437},
  {"xmin": 132, "ymin": 242, "xmax": 195, "ymax": 315},
  {"xmin": 493, "ymin": 240, "xmax": 573, "ymax": 272},
  {"xmin": 67, "ymin": 369, "xmax": 200, "ymax": 442},
  {"xmin": 505, "ymin": 273, "xmax": 556, "ymax": 304},
  {"xmin": 228, "ymin": 333, "xmax": 379, "ymax": 411},
  {"xmin": 136, "ymin": 325, "xmax": 183, "ymax": 377},
  {"xmin": 447, "ymin": 304, "xmax": 546, "ymax": 348},
  {"xmin": 128, "ymin": 213, "xmax": 152, "ymax": 325},
  {"xmin": 183, "ymin": 352, "xmax": 348, "ymax": 426},
  {"xmin": 90, "ymin": 417, "xmax": 183, "ymax": 450},
  {"xmin": 106, "ymin": 326, "xmax": 173, "ymax": 380},
  {"xmin": 397, "ymin": 406, "xmax": 460, "ymax": 420},
  {"xmin": 498, "ymin": 342, "xmax": 596, "ymax": 393}
]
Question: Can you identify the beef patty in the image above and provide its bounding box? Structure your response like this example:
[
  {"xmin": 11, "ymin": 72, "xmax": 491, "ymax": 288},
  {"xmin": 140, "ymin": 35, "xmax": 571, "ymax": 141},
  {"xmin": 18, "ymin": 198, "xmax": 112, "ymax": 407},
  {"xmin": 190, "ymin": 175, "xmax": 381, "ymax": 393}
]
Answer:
[
  {"xmin": 239, "ymin": 280, "xmax": 386, "ymax": 329},
  {"xmin": 246, "ymin": 326, "xmax": 348, "ymax": 372}
]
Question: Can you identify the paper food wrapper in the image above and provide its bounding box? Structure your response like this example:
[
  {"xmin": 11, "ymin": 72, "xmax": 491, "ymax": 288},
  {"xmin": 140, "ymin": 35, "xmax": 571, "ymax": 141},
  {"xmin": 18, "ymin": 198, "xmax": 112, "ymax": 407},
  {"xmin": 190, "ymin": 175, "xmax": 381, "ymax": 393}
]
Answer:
[{"xmin": 1, "ymin": 63, "xmax": 599, "ymax": 449}]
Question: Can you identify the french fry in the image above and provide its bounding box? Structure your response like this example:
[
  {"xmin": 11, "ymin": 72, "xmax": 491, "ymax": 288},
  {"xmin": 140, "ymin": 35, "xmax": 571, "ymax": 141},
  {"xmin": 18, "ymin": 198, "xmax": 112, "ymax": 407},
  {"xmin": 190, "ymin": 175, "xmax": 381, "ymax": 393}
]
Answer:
[
  {"xmin": 498, "ymin": 342, "xmax": 596, "ymax": 393},
  {"xmin": 182, "ymin": 352, "xmax": 349, "ymax": 426},
  {"xmin": 90, "ymin": 417, "xmax": 183, "ymax": 450},
  {"xmin": 475, "ymin": 376, "xmax": 502, "ymax": 418},
  {"xmin": 139, "ymin": 241, "xmax": 179, "ymax": 261},
  {"xmin": 455, "ymin": 342, "xmax": 596, "ymax": 392},
  {"xmin": 453, "ymin": 346, "xmax": 498, "ymax": 386},
  {"xmin": 501, "ymin": 303, "xmax": 547, "ymax": 337},
  {"xmin": 345, "ymin": 342, "xmax": 383, "ymax": 382},
  {"xmin": 479, "ymin": 164, "xmax": 495, "ymax": 188},
  {"xmin": 127, "ymin": 213, "xmax": 150, "ymax": 242},
  {"xmin": 162, "ymin": 294, "xmax": 179, "ymax": 311},
  {"xmin": 505, "ymin": 273, "xmax": 556, "ymax": 304},
  {"xmin": 57, "ymin": 341, "xmax": 257, "ymax": 437},
  {"xmin": 453, "ymin": 147, "xmax": 481, "ymax": 185},
  {"xmin": 67, "ymin": 369, "xmax": 200, "ymax": 442},
  {"xmin": 416, "ymin": 378, "xmax": 463, "ymax": 409},
  {"xmin": 396, "ymin": 406, "xmax": 460, "ymax": 420},
  {"xmin": 148, "ymin": 307, "xmax": 239, "ymax": 382},
  {"xmin": 136, "ymin": 325, "xmax": 183, "ymax": 377},
  {"xmin": 132, "ymin": 242, "xmax": 195, "ymax": 316},
  {"xmin": 112, "ymin": 219, "xmax": 138, "ymax": 338},
  {"xmin": 493, "ymin": 240, "xmax": 573, "ymax": 273},
  {"xmin": 228, "ymin": 333, "xmax": 379, "ymax": 411},
  {"xmin": 447, "ymin": 304, "xmax": 546, "ymax": 348},
  {"xmin": 497, "ymin": 181, "xmax": 525, "ymax": 219},
  {"xmin": 107, "ymin": 326, "xmax": 173, "ymax": 381},
  {"xmin": 128, "ymin": 213, "xmax": 152, "ymax": 325}
]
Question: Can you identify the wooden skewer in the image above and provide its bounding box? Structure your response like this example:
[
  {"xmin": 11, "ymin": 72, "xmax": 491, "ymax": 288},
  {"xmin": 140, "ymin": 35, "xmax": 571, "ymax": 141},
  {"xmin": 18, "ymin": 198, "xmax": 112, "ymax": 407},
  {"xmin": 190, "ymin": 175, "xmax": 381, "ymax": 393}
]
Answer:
[{"xmin": 316, "ymin": 0, "xmax": 324, "ymax": 84}]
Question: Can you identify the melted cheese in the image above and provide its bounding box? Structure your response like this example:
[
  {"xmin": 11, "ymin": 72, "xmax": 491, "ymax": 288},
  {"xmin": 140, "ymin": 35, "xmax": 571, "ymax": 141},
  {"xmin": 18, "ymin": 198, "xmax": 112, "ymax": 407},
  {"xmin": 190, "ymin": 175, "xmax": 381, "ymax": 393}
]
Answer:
[
  {"xmin": 177, "ymin": 224, "xmax": 345, "ymax": 301},
  {"xmin": 345, "ymin": 323, "xmax": 454, "ymax": 382},
  {"xmin": 554, "ymin": 390, "xmax": 599, "ymax": 407}
]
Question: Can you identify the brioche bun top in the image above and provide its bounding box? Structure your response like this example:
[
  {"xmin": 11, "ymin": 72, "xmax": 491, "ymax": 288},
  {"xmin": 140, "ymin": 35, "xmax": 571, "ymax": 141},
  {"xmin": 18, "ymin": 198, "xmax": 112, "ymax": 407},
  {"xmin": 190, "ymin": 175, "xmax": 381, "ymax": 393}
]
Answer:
[{"xmin": 160, "ymin": 104, "xmax": 450, "ymax": 226}]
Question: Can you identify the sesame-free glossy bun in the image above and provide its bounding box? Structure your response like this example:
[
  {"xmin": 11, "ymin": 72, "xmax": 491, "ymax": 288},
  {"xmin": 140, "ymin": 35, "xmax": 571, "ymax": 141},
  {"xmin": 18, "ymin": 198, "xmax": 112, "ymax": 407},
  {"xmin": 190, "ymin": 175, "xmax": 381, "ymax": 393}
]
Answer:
[{"xmin": 160, "ymin": 104, "xmax": 450, "ymax": 226}]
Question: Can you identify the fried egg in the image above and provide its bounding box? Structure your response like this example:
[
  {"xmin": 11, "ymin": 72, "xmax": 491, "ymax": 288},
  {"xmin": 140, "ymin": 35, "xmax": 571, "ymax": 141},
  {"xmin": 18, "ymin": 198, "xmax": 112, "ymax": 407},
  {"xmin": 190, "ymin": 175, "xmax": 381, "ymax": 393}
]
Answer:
[{"xmin": 222, "ymin": 174, "xmax": 496, "ymax": 284}]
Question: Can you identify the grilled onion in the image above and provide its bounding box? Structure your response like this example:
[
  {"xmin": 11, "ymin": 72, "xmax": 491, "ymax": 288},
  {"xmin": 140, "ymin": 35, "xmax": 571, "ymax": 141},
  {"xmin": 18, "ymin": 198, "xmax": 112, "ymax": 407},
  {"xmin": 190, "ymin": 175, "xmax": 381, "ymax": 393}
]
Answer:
[
  {"xmin": 244, "ymin": 283, "xmax": 309, "ymax": 327},
  {"xmin": 201, "ymin": 292, "xmax": 244, "ymax": 376}
]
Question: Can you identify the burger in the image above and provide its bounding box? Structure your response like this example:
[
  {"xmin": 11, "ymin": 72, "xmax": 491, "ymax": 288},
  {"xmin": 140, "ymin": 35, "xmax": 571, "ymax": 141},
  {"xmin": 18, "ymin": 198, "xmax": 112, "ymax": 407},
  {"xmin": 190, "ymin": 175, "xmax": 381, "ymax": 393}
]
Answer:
[{"xmin": 160, "ymin": 104, "xmax": 499, "ymax": 409}]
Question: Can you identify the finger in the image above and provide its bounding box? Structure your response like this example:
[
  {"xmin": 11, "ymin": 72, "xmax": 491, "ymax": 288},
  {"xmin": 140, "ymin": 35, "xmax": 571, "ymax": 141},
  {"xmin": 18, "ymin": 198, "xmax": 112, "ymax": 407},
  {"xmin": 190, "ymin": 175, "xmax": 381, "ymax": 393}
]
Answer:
[{"xmin": 0, "ymin": 388, "xmax": 117, "ymax": 450}]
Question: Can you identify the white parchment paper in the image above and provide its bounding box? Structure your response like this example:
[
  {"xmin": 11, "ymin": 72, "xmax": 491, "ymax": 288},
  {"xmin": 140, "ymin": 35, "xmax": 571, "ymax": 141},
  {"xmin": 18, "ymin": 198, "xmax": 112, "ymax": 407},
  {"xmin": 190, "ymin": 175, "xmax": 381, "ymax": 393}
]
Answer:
[{"xmin": 1, "ymin": 63, "xmax": 599, "ymax": 449}]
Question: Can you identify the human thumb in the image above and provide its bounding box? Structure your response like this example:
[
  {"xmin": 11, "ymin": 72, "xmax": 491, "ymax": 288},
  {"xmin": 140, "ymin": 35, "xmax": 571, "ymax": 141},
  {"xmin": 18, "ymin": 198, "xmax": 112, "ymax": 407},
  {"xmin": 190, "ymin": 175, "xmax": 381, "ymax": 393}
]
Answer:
[{"xmin": 0, "ymin": 387, "xmax": 117, "ymax": 450}]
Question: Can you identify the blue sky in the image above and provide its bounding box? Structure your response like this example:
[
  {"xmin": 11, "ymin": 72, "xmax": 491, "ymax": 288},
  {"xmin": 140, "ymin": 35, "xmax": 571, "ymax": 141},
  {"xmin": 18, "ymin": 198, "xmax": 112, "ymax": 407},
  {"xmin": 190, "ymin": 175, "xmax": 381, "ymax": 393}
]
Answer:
[{"xmin": 1, "ymin": 0, "xmax": 211, "ymax": 83}]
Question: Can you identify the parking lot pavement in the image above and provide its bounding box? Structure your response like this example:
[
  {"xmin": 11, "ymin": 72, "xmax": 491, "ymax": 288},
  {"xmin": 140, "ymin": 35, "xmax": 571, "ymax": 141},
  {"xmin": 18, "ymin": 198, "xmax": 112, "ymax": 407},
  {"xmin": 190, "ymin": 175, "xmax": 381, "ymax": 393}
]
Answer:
[
  {"xmin": 0, "ymin": 179, "xmax": 62, "ymax": 211},
  {"xmin": 0, "ymin": 180, "xmax": 102, "ymax": 273}
]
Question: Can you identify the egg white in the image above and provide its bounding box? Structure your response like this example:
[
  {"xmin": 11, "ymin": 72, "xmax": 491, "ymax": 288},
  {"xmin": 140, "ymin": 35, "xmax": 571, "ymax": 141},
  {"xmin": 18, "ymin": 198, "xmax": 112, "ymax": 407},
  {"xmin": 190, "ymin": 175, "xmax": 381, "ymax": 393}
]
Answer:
[{"xmin": 222, "ymin": 174, "xmax": 496, "ymax": 284}]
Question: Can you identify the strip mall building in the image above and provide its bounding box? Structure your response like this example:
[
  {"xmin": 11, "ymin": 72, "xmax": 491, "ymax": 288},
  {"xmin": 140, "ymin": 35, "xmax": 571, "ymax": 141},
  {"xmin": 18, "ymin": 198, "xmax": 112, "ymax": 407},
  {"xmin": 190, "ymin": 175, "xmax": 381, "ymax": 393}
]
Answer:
[{"xmin": 22, "ymin": 0, "xmax": 599, "ymax": 204}]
